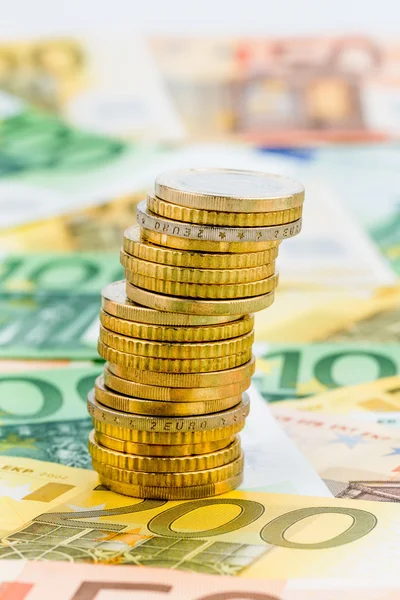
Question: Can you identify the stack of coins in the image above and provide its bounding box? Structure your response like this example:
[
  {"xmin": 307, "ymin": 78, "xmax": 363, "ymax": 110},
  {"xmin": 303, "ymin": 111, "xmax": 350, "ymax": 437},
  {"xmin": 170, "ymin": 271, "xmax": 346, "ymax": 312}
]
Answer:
[{"xmin": 88, "ymin": 168, "xmax": 304, "ymax": 500}]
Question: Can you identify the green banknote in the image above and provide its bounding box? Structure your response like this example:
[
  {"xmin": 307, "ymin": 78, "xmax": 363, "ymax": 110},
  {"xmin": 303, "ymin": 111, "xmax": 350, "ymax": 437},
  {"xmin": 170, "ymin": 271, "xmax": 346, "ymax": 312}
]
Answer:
[
  {"xmin": 254, "ymin": 343, "xmax": 400, "ymax": 402},
  {"xmin": 0, "ymin": 365, "xmax": 101, "ymax": 467},
  {"xmin": 0, "ymin": 253, "xmax": 122, "ymax": 293}
]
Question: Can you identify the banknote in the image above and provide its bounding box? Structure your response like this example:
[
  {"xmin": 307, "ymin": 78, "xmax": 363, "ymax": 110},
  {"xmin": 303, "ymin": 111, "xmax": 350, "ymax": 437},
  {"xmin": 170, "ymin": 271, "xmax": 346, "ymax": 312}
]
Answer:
[
  {"xmin": 0, "ymin": 291, "xmax": 100, "ymax": 359},
  {"xmin": 0, "ymin": 455, "xmax": 398, "ymax": 579},
  {"xmin": 0, "ymin": 37, "xmax": 185, "ymax": 141},
  {"xmin": 1, "ymin": 561, "xmax": 400, "ymax": 600},
  {"xmin": 150, "ymin": 35, "xmax": 400, "ymax": 143},
  {"xmin": 0, "ymin": 368, "xmax": 329, "ymax": 497},
  {"xmin": 253, "ymin": 342, "xmax": 400, "ymax": 402},
  {"xmin": 0, "ymin": 253, "xmax": 122, "ymax": 293},
  {"xmin": 271, "ymin": 408, "xmax": 400, "ymax": 501}
]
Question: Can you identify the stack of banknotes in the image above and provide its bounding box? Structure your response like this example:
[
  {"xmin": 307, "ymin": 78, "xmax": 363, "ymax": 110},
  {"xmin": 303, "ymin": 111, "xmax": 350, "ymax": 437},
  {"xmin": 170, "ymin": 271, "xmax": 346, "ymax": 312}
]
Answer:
[{"xmin": 0, "ymin": 34, "xmax": 400, "ymax": 600}]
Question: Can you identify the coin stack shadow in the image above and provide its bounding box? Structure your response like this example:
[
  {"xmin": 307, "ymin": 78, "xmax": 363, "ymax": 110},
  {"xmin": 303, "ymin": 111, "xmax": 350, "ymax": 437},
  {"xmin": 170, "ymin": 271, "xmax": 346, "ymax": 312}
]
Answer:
[{"xmin": 87, "ymin": 168, "xmax": 304, "ymax": 499}]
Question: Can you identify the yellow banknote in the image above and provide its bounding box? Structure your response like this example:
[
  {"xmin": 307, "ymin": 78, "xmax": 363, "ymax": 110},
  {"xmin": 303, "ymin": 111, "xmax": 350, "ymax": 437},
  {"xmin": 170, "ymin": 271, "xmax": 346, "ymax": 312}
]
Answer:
[{"xmin": 1, "ymin": 456, "xmax": 399, "ymax": 580}]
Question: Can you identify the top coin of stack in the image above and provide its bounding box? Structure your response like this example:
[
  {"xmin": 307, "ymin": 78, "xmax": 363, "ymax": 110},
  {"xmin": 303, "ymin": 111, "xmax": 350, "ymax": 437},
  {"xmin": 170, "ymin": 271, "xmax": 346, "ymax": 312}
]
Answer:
[{"xmin": 88, "ymin": 168, "xmax": 304, "ymax": 500}]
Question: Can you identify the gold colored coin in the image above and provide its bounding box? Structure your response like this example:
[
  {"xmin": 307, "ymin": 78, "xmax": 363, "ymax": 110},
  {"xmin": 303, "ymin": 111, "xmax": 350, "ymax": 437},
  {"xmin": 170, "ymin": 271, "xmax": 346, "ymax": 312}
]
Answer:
[
  {"xmin": 99, "ymin": 473, "xmax": 243, "ymax": 499},
  {"xmin": 102, "ymin": 281, "xmax": 238, "ymax": 325},
  {"xmin": 122, "ymin": 251, "xmax": 275, "ymax": 284},
  {"xmin": 89, "ymin": 431, "xmax": 241, "ymax": 472},
  {"xmin": 92, "ymin": 418, "xmax": 246, "ymax": 444},
  {"xmin": 95, "ymin": 376, "xmax": 243, "ymax": 416},
  {"xmin": 124, "ymin": 226, "xmax": 279, "ymax": 268},
  {"xmin": 107, "ymin": 356, "xmax": 256, "ymax": 388},
  {"xmin": 95, "ymin": 431, "xmax": 235, "ymax": 456},
  {"xmin": 155, "ymin": 168, "xmax": 305, "ymax": 212},
  {"xmin": 100, "ymin": 310, "xmax": 254, "ymax": 342},
  {"xmin": 129, "ymin": 272, "xmax": 279, "ymax": 299},
  {"xmin": 98, "ymin": 340, "xmax": 252, "ymax": 372},
  {"xmin": 92, "ymin": 453, "xmax": 244, "ymax": 486},
  {"xmin": 99, "ymin": 325, "xmax": 254, "ymax": 358},
  {"xmin": 142, "ymin": 228, "xmax": 279, "ymax": 253},
  {"xmin": 148, "ymin": 195, "xmax": 303, "ymax": 226},
  {"xmin": 103, "ymin": 367, "xmax": 251, "ymax": 401},
  {"xmin": 88, "ymin": 389, "xmax": 249, "ymax": 432},
  {"xmin": 126, "ymin": 282, "xmax": 275, "ymax": 316}
]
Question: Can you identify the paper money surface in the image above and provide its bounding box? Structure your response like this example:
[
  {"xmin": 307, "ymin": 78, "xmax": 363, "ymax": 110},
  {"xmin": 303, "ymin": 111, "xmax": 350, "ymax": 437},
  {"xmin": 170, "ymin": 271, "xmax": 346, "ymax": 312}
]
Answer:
[
  {"xmin": 272, "ymin": 408, "xmax": 400, "ymax": 501},
  {"xmin": 0, "ymin": 456, "xmax": 398, "ymax": 579},
  {"xmin": 253, "ymin": 342, "xmax": 400, "ymax": 402},
  {"xmin": 1, "ymin": 561, "xmax": 399, "ymax": 600},
  {"xmin": 0, "ymin": 372, "xmax": 329, "ymax": 497}
]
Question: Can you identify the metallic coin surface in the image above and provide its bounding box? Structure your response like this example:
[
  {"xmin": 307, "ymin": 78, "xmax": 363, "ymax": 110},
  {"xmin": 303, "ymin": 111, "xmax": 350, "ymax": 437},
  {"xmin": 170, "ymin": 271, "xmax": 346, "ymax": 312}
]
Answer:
[
  {"xmin": 141, "ymin": 228, "xmax": 279, "ymax": 253},
  {"xmin": 148, "ymin": 195, "xmax": 303, "ymax": 226},
  {"xmin": 100, "ymin": 310, "xmax": 254, "ymax": 342},
  {"xmin": 124, "ymin": 226, "xmax": 279, "ymax": 268},
  {"xmin": 103, "ymin": 368, "xmax": 251, "ymax": 400},
  {"xmin": 107, "ymin": 356, "xmax": 255, "ymax": 388},
  {"xmin": 122, "ymin": 253, "xmax": 275, "ymax": 284},
  {"xmin": 95, "ymin": 376, "xmax": 243, "ymax": 416},
  {"xmin": 95, "ymin": 431, "xmax": 235, "ymax": 456},
  {"xmin": 99, "ymin": 325, "xmax": 254, "ymax": 358},
  {"xmin": 98, "ymin": 340, "xmax": 252, "ymax": 371},
  {"xmin": 137, "ymin": 201, "xmax": 302, "ymax": 242},
  {"xmin": 102, "ymin": 281, "xmax": 237, "ymax": 325},
  {"xmin": 89, "ymin": 431, "xmax": 241, "ymax": 472},
  {"xmin": 126, "ymin": 282, "xmax": 275, "ymax": 316},
  {"xmin": 99, "ymin": 473, "xmax": 243, "ymax": 499},
  {"xmin": 129, "ymin": 272, "xmax": 279, "ymax": 299},
  {"xmin": 92, "ymin": 418, "xmax": 246, "ymax": 444},
  {"xmin": 88, "ymin": 389, "xmax": 249, "ymax": 432},
  {"xmin": 92, "ymin": 453, "xmax": 244, "ymax": 486},
  {"xmin": 155, "ymin": 168, "xmax": 305, "ymax": 212}
]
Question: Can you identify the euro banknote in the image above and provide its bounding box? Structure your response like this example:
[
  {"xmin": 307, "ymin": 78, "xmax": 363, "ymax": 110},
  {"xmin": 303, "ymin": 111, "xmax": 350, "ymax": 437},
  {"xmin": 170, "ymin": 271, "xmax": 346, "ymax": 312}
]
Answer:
[
  {"xmin": 271, "ymin": 407, "xmax": 400, "ymax": 500},
  {"xmin": 0, "ymin": 456, "xmax": 398, "ymax": 579},
  {"xmin": 1, "ymin": 560, "xmax": 399, "ymax": 600},
  {"xmin": 253, "ymin": 342, "xmax": 400, "ymax": 402},
  {"xmin": 0, "ymin": 368, "xmax": 329, "ymax": 497}
]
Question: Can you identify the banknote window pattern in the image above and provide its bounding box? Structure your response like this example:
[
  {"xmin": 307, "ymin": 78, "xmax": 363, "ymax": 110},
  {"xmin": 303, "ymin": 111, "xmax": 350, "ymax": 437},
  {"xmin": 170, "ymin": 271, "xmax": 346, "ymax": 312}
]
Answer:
[{"xmin": 0, "ymin": 521, "xmax": 267, "ymax": 574}]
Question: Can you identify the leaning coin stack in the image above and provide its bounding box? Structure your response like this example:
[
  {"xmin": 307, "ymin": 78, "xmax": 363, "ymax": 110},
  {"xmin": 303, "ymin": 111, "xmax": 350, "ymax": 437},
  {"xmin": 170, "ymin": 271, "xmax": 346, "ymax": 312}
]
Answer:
[{"xmin": 88, "ymin": 168, "xmax": 304, "ymax": 500}]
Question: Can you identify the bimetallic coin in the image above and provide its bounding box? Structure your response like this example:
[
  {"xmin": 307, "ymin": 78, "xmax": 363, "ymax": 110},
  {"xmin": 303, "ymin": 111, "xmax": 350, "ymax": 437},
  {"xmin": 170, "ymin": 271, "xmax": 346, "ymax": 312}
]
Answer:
[
  {"xmin": 122, "ymin": 252, "xmax": 275, "ymax": 285},
  {"xmin": 129, "ymin": 272, "xmax": 279, "ymax": 299},
  {"xmin": 95, "ymin": 376, "xmax": 243, "ymax": 416},
  {"xmin": 126, "ymin": 282, "xmax": 275, "ymax": 316},
  {"xmin": 102, "ymin": 281, "xmax": 238, "ymax": 325},
  {"xmin": 92, "ymin": 453, "xmax": 244, "ymax": 486},
  {"xmin": 124, "ymin": 226, "xmax": 279, "ymax": 268},
  {"xmin": 142, "ymin": 228, "xmax": 279, "ymax": 253},
  {"xmin": 92, "ymin": 418, "xmax": 246, "ymax": 444},
  {"xmin": 95, "ymin": 431, "xmax": 235, "ymax": 456},
  {"xmin": 155, "ymin": 168, "xmax": 305, "ymax": 212},
  {"xmin": 137, "ymin": 201, "xmax": 302, "ymax": 242},
  {"xmin": 89, "ymin": 431, "xmax": 241, "ymax": 472},
  {"xmin": 98, "ymin": 340, "xmax": 252, "ymax": 372},
  {"xmin": 107, "ymin": 357, "xmax": 256, "ymax": 388},
  {"xmin": 99, "ymin": 325, "xmax": 254, "ymax": 358},
  {"xmin": 88, "ymin": 389, "xmax": 249, "ymax": 432},
  {"xmin": 99, "ymin": 473, "xmax": 243, "ymax": 499},
  {"xmin": 148, "ymin": 195, "xmax": 303, "ymax": 226},
  {"xmin": 100, "ymin": 310, "xmax": 254, "ymax": 342}
]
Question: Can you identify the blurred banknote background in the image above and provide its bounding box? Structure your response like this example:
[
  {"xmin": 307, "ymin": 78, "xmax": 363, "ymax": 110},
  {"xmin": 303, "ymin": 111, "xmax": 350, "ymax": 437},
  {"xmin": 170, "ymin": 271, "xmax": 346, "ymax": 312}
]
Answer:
[{"xmin": 1, "ymin": 1, "xmax": 400, "ymax": 598}]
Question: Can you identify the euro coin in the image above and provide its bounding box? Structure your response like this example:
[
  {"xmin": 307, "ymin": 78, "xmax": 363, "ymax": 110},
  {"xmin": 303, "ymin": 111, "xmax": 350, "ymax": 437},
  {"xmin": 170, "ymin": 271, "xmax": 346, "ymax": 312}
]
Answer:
[
  {"xmin": 155, "ymin": 168, "xmax": 305, "ymax": 212},
  {"xmin": 95, "ymin": 431, "xmax": 235, "ymax": 456},
  {"xmin": 99, "ymin": 473, "xmax": 243, "ymax": 499},
  {"xmin": 124, "ymin": 226, "xmax": 279, "ymax": 268},
  {"xmin": 126, "ymin": 282, "xmax": 275, "ymax": 316},
  {"xmin": 148, "ymin": 195, "xmax": 303, "ymax": 226},
  {"xmin": 100, "ymin": 310, "xmax": 254, "ymax": 342},
  {"xmin": 107, "ymin": 356, "xmax": 256, "ymax": 388},
  {"xmin": 89, "ymin": 431, "xmax": 241, "ymax": 472}
]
